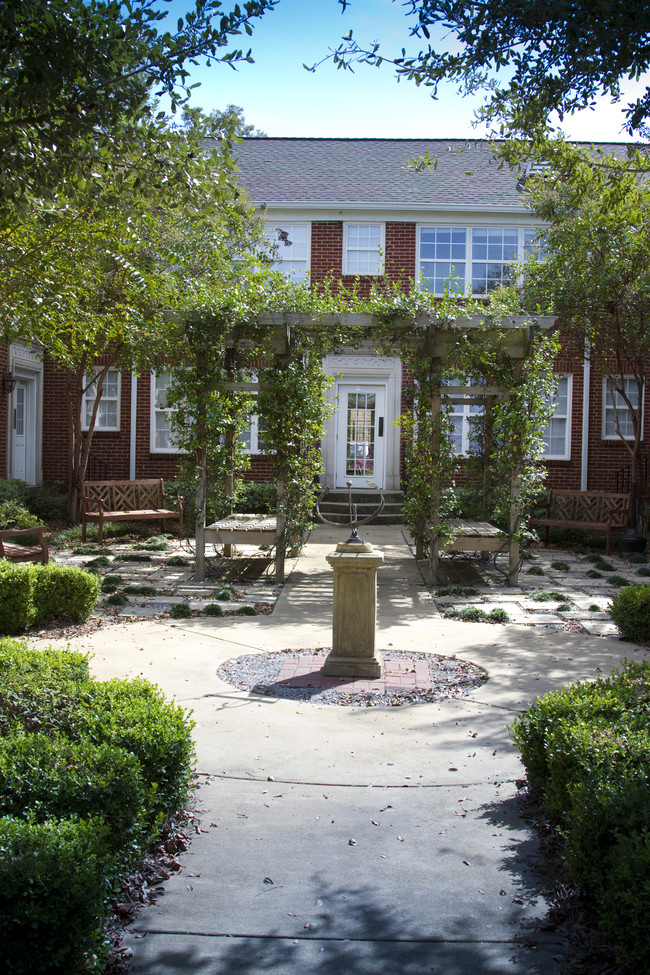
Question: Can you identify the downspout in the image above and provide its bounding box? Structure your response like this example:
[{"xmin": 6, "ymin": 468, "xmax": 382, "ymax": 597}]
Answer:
[
  {"xmin": 580, "ymin": 341, "xmax": 590, "ymax": 491},
  {"xmin": 129, "ymin": 372, "xmax": 138, "ymax": 480}
]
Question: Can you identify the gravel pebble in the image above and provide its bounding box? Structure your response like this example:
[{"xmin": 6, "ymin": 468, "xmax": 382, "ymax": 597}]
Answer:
[{"xmin": 217, "ymin": 648, "xmax": 487, "ymax": 707}]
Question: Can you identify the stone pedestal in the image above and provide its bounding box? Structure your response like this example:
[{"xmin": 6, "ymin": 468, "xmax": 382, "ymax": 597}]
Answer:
[{"xmin": 323, "ymin": 540, "xmax": 384, "ymax": 678}]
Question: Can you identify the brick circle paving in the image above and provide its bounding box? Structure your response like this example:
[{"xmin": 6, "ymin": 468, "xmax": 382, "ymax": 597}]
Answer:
[{"xmin": 217, "ymin": 648, "xmax": 487, "ymax": 707}]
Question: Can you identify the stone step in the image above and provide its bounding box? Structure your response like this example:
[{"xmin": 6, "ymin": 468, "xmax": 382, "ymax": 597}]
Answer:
[{"xmin": 316, "ymin": 491, "xmax": 404, "ymax": 525}]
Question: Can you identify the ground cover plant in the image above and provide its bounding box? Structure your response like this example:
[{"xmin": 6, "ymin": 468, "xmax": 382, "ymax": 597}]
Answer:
[
  {"xmin": 510, "ymin": 660, "xmax": 650, "ymax": 968},
  {"xmin": 0, "ymin": 638, "xmax": 195, "ymax": 974},
  {"xmin": 443, "ymin": 606, "xmax": 510, "ymax": 624}
]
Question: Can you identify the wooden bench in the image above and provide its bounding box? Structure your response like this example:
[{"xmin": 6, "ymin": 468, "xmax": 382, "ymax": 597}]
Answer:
[
  {"xmin": 81, "ymin": 479, "xmax": 183, "ymax": 544},
  {"xmin": 0, "ymin": 526, "xmax": 49, "ymax": 564},
  {"xmin": 530, "ymin": 489, "xmax": 630, "ymax": 554}
]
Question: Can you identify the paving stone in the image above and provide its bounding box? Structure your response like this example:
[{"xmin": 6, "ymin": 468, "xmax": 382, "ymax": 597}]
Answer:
[
  {"xmin": 581, "ymin": 621, "xmax": 621, "ymax": 636},
  {"xmin": 521, "ymin": 612, "xmax": 563, "ymax": 624}
]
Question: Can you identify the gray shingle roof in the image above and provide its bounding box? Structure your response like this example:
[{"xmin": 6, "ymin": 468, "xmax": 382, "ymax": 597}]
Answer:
[{"xmin": 230, "ymin": 137, "xmax": 633, "ymax": 210}]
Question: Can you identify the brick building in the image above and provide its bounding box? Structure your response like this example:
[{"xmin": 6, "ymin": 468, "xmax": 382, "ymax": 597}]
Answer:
[{"xmin": 1, "ymin": 138, "xmax": 644, "ymax": 501}]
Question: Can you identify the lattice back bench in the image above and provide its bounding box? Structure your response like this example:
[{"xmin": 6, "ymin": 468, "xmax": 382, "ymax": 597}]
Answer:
[
  {"xmin": 81, "ymin": 479, "xmax": 183, "ymax": 543},
  {"xmin": 530, "ymin": 490, "xmax": 629, "ymax": 555}
]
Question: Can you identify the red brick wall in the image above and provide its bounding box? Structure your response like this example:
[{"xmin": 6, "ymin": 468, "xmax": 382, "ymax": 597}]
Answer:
[{"xmin": 33, "ymin": 219, "xmax": 650, "ymax": 503}]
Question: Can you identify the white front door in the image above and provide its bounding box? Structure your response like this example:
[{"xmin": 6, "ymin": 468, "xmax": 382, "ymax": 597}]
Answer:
[
  {"xmin": 11, "ymin": 380, "xmax": 36, "ymax": 483},
  {"xmin": 335, "ymin": 384, "xmax": 386, "ymax": 489}
]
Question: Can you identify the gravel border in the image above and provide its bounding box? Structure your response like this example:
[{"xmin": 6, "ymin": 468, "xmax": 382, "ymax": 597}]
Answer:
[{"xmin": 217, "ymin": 648, "xmax": 487, "ymax": 707}]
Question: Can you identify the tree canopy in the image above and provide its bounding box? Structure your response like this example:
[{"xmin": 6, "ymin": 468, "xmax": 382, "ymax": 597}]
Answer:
[
  {"xmin": 522, "ymin": 142, "xmax": 650, "ymax": 475},
  {"xmin": 0, "ymin": 0, "xmax": 276, "ymax": 207},
  {"xmin": 326, "ymin": 0, "xmax": 650, "ymax": 136}
]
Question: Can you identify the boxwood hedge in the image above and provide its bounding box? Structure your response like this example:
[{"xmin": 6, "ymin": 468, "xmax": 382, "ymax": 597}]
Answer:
[
  {"xmin": 510, "ymin": 660, "xmax": 650, "ymax": 968},
  {"xmin": 0, "ymin": 639, "xmax": 195, "ymax": 974}
]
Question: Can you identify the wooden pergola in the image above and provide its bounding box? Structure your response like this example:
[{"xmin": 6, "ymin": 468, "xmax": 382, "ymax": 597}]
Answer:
[{"xmin": 189, "ymin": 312, "xmax": 555, "ymax": 586}]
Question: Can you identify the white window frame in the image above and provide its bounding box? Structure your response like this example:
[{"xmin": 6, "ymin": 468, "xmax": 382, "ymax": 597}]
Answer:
[
  {"xmin": 541, "ymin": 373, "xmax": 572, "ymax": 460},
  {"xmin": 240, "ymin": 414, "xmax": 270, "ymax": 454},
  {"xmin": 266, "ymin": 223, "xmax": 310, "ymax": 281},
  {"xmin": 150, "ymin": 371, "xmax": 186, "ymax": 454},
  {"xmin": 343, "ymin": 223, "xmax": 385, "ymax": 276},
  {"xmin": 448, "ymin": 397, "xmax": 484, "ymax": 456},
  {"xmin": 602, "ymin": 376, "xmax": 645, "ymax": 441},
  {"xmin": 417, "ymin": 225, "xmax": 539, "ymax": 296},
  {"xmin": 81, "ymin": 368, "xmax": 121, "ymax": 432}
]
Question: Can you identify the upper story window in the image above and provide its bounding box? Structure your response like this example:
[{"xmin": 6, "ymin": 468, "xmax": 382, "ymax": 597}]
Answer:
[
  {"xmin": 602, "ymin": 376, "xmax": 644, "ymax": 441},
  {"xmin": 541, "ymin": 374, "xmax": 572, "ymax": 460},
  {"xmin": 418, "ymin": 226, "xmax": 538, "ymax": 295},
  {"xmin": 266, "ymin": 224, "xmax": 310, "ymax": 281},
  {"xmin": 150, "ymin": 372, "xmax": 185, "ymax": 453},
  {"xmin": 419, "ymin": 227, "xmax": 467, "ymax": 294},
  {"xmin": 82, "ymin": 368, "xmax": 120, "ymax": 432},
  {"xmin": 343, "ymin": 224, "xmax": 384, "ymax": 275}
]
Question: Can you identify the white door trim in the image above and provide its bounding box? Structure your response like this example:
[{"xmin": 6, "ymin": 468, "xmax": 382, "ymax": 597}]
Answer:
[
  {"xmin": 8, "ymin": 342, "xmax": 44, "ymax": 485},
  {"xmin": 322, "ymin": 353, "xmax": 402, "ymax": 491}
]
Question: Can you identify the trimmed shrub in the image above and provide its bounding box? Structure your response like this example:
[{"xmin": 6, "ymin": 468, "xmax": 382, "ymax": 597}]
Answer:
[
  {"xmin": 0, "ymin": 640, "xmax": 90, "ymax": 737},
  {"xmin": 510, "ymin": 661, "xmax": 650, "ymax": 968},
  {"xmin": 170, "ymin": 602, "xmax": 191, "ymax": 618},
  {"xmin": 637, "ymin": 566, "xmax": 650, "ymax": 577},
  {"xmin": 203, "ymin": 603, "xmax": 224, "ymax": 616},
  {"xmin": 0, "ymin": 562, "xmax": 34, "ymax": 634},
  {"xmin": 609, "ymin": 584, "xmax": 650, "ymax": 642},
  {"xmin": 509, "ymin": 664, "xmax": 650, "ymax": 790},
  {"xmin": 597, "ymin": 828, "xmax": 650, "ymax": 969},
  {"xmin": 0, "ymin": 564, "xmax": 100, "ymax": 634},
  {"xmin": 0, "ymin": 734, "xmax": 146, "ymax": 863},
  {"xmin": 550, "ymin": 560, "xmax": 570, "ymax": 572},
  {"xmin": 0, "ymin": 814, "xmax": 115, "ymax": 975},
  {"xmin": 31, "ymin": 564, "xmax": 101, "ymax": 624},
  {"xmin": 236, "ymin": 605, "xmax": 257, "ymax": 616},
  {"xmin": 81, "ymin": 677, "xmax": 195, "ymax": 819}
]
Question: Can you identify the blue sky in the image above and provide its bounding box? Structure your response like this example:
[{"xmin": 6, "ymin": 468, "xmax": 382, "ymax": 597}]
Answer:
[{"xmin": 166, "ymin": 0, "xmax": 644, "ymax": 141}]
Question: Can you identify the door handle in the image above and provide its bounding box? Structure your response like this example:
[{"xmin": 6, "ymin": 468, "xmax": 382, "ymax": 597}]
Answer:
[{"xmin": 378, "ymin": 417, "xmax": 384, "ymax": 437}]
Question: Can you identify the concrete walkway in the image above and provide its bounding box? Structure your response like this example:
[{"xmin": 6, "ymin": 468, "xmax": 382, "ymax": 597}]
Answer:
[{"xmin": 36, "ymin": 525, "xmax": 650, "ymax": 974}]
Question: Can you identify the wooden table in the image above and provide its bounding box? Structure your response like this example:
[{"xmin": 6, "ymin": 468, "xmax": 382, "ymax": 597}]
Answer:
[
  {"xmin": 204, "ymin": 514, "xmax": 277, "ymax": 549},
  {"xmin": 428, "ymin": 518, "xmax": 517, "ymax": 585}
]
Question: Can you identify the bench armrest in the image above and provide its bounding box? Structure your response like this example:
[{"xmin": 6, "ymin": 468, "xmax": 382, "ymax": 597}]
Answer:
[{"xmin": 0, "ymin": 526, "xmax": 49, "ymax": 539}]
